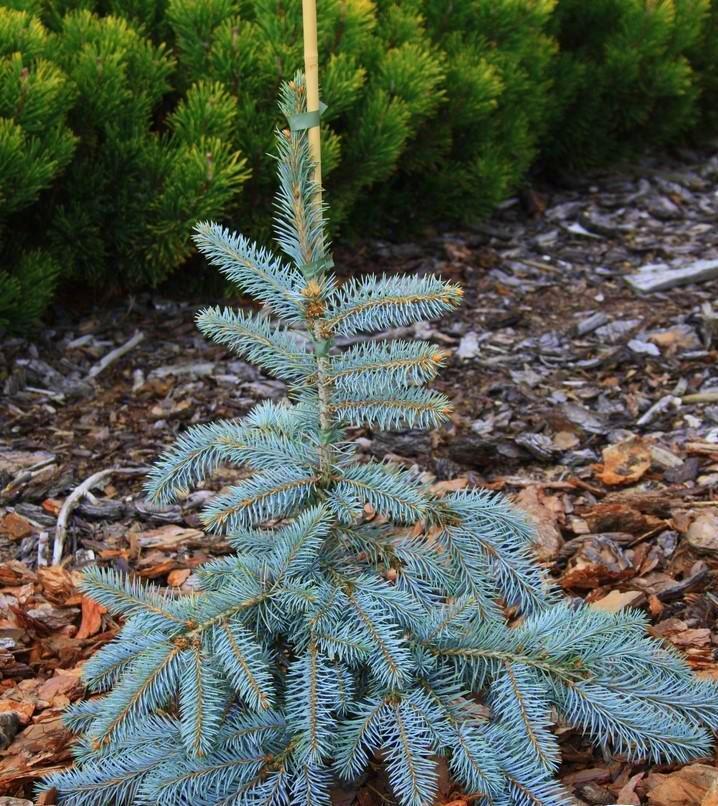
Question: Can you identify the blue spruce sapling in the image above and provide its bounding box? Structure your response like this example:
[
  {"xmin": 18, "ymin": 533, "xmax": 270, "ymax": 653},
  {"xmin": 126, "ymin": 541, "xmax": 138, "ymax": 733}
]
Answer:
[{"xmin": 49, "ymin": 76, "xmax": 718, "ymax": 806}]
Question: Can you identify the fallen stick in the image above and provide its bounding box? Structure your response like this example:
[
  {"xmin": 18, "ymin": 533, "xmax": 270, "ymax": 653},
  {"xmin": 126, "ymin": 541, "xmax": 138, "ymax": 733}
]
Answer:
[
  {"xmin": 499, "ymin": 476, "xmax": 606, "ymax": 496},
  {"xmin": 0, "ymin": 457, "xmax": 57, "ymax": 503},
  {"xmin": 53, "ymin": 466, "xmax": 149, "ymax": 565},
  {"xmin": 682, "ymin": 391, "xmax": 718, "ymax": 404},
  {"xmin": 684, "ymin": 441, "xmax": 718, "ymax": 455},
  {"xmin": 87, "ymin": 330, "xmax": 144, "ymax": 379},
  {"xmin": 500, "ymin": 477, "xmax": 578, "ymax": 490},
  {"xmin": 636, "ymin": 394, "xmax": 681, "ymax": 426}
]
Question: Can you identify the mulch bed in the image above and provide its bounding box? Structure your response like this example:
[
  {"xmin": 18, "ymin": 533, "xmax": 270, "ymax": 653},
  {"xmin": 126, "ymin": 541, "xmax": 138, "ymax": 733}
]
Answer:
[{"xmin": 2, "ymin": 143, "xmax": 718, "ymax": 804}]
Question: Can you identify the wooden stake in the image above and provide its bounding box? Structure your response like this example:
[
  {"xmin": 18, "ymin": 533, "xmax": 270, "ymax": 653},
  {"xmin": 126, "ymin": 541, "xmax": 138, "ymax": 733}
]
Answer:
[{"xmin": 302, "ymin": 0, "xmax": 322, "ymax": 201}]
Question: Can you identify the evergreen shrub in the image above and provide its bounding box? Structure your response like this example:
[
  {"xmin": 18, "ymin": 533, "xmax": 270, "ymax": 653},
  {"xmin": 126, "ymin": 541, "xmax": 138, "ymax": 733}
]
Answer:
[
  {"xmin": 162, "ymin": 0, "xmax": 446, "ymax": 231},
  {"xmin": 689, "ymin": 0, "xmax": 718, "ymax": 130},
  {"xmin": 44, "ymin": 9, "xmax": 249, "ymax": 289},
  {"xmin": 0, "ymin": 0, "xmax": 248, "ymax": 329},
  {"xmin": 0, "ymin": 6, "xmax": 74, "ymax": 330},
  {"xmin": 544, "ymin": 0, "xmax": 709, "ymax": 170},
  {"xmin": 1, "ymin": 0, "xmax": 718, "ymax": 331},
  {"xmin": 366, "ymin": 0, "xmax": 557, "ymax": 229},
  {"xmin": 48, "ymin": 76, "xmax": 718, "ymax": 806}
]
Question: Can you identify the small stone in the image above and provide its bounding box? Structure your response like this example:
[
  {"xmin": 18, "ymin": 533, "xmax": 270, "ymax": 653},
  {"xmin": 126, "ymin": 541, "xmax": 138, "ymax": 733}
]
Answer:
[
  {"xmin": 649, "ymin": 445, "xmax": 684, "ymax": 470},
  {"xmin": 685, "ymin": 512, "xmax": 718, "ymax": 555},
  {"xmin": 0, "ymin": 711, "xmax": 20, "ymax": 751},
  {"xmin": 456, "ymin": 331, "xmax": 480, "ymax": 359},
  {"xmin": 575, "ymin": 311, "xmax": 609, "ymax": 336},
  {"xmin": 628, "ymin": 338, "xmax": 660, "ymax": 357}
]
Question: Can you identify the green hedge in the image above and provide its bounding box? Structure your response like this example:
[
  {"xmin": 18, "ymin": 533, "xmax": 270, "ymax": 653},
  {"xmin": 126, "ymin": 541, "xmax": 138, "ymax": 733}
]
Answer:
[
  {"xmin": 1, "ymin": 0, "xmax": 717, "ymax": 331},
  {"xmin": 690, "ymin": 0, "xmax": 718, "ymax": 130},
  {"xmin": 544, "ymin": 0, "xmax": 710, "ymax": 170}
]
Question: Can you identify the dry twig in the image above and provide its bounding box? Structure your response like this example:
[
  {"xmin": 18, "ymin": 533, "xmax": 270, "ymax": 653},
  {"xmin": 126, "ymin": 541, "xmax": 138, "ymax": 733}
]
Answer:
[
  {"xmin": 87, "ymin": 331, "xmax": 144, "ymax": 380},
  {"xmin": 53, "ymin": 467, "xmax": 149, "ymax": 565}
]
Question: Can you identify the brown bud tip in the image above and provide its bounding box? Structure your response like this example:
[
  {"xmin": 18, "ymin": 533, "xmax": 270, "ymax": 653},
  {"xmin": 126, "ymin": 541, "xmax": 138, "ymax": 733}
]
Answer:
[
  {"xmin": 305, "ymin": 300, "xmax": 325, "ymax": 318},
  {"xmin": 301, "ymin": 279, "xmax": 323, "ymax": 298}
]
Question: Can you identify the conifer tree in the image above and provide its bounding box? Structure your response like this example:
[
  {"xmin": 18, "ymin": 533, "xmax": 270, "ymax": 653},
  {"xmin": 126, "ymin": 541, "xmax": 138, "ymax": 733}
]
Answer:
[{"xmin": 49, "ymin": 75, "xmax": 718, "ymax": 806}]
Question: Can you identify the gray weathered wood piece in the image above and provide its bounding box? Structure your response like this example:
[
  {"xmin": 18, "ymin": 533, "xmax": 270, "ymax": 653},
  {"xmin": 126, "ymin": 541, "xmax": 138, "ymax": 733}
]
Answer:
[{"xmin": 626, "ymin": 259, "xmax": 718, "ymax": 293}]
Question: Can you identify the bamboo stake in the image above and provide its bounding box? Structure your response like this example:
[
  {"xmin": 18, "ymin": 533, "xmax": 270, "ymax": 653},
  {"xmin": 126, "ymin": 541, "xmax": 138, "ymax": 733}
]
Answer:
[
  {"xmin": 302, "ymin": 0, "xmax": 322, "ymax": 201},
  {"xmin": 302, "ymin": 0, "xmax": 334, "ymax": 477}
]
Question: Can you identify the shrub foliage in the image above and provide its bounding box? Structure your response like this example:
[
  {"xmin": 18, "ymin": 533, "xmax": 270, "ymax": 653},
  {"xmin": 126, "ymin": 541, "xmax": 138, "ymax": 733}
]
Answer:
[
  {"xmin": 47, "ymin": 76, "xmax": 718, "ymax": 806},
  {"xmin": 1, "ymin": 0, "xmax": 718, "ymax": 329},
  {"xmin": 0, "ymin": 6, "xmax": 74, "ymax": 329},
  {"xmin": 689, "ymin": 0, "xmax": 718, "ymax": 130},
  {"xmin": 369, "ymin": 0, "xmax": 558, "ymax": 229},
  {"xmin": 543, "ymin": 0, "xmax": 710, "ymax": 170}
]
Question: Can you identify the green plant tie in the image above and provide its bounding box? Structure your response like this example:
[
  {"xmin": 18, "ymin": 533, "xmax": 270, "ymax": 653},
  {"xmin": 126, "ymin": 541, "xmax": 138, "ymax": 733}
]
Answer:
[
  {"xmin": 313, "ymin": 338, "xmax": 332, "ymax": 357},
  {"xmin": 288, "ymin": 101, "xmax": 328, "ymax": 132}
]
